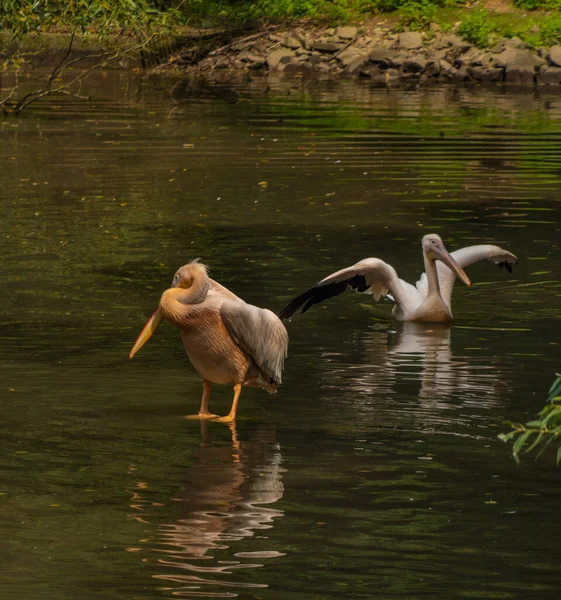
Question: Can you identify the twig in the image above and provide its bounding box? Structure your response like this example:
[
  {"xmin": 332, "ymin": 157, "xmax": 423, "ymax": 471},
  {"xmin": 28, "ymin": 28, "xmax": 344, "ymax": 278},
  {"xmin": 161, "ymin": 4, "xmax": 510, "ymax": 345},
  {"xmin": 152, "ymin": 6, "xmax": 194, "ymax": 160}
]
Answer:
[{"xmin": 210, "ymin": 25, "xmax": 282, "ymax": 57}]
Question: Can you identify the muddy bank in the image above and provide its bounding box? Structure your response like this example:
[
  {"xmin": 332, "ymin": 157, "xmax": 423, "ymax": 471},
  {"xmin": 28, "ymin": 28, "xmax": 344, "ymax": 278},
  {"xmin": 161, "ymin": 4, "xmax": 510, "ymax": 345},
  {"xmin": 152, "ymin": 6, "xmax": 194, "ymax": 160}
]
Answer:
[{"xmin": 171, "ymin": 25, "xmax": 561, "ymax": 87}]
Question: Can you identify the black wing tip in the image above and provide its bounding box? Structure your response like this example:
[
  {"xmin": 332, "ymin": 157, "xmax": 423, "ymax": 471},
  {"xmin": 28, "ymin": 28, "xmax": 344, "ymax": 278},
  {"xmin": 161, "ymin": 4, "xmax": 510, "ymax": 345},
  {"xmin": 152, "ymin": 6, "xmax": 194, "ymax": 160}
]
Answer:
[{"xmin": 498, "ymin": 259, "xmax": 517, "ymax": 274}]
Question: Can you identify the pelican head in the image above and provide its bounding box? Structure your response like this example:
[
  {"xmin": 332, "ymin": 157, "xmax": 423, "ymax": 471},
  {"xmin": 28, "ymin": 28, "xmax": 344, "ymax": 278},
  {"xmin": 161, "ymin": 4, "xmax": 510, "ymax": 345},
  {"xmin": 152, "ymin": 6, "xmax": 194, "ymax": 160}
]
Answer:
[
  {"xmin": 422, "ymin": 234, "xmax": 471, "ymax": 287},
  {"xmin": 171, "ymin": 259, "xmax": 209, "ymax": 289},
  {"xmin": 130, "ymin": 260, "xmax": 211, "ymax": 360}
]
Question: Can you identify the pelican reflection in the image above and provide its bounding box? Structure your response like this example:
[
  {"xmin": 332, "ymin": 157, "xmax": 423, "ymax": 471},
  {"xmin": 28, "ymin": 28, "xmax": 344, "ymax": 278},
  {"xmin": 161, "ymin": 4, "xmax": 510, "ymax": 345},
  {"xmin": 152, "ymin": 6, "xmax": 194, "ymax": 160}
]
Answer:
[
  {"xmin": 325, "ymin": 322, "xmax": 507, "ymax": 408},
  {"xmin": 128, "ymin": 422, "xmax": 285, "ymax": 597}
]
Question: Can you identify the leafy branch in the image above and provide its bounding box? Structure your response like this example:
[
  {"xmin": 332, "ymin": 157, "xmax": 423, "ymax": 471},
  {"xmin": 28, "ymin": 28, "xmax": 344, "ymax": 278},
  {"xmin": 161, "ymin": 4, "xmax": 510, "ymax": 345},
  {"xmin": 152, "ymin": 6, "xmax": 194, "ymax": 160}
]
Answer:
[{"xmin": 499, "ymin": 373, "xmax": 561, "ymax": 464}]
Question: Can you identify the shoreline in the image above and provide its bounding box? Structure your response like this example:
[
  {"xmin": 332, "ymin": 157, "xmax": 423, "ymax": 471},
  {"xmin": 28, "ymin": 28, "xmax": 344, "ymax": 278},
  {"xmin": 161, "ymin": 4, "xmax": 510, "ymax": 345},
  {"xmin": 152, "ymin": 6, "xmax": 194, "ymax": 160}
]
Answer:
[
  {"xmin": 170, "ymin": 24, "xmax": 561, "ymax": 87},
  {"xmin": 4, "ymin": 22, "xmax": 561, "ymax": 89}
]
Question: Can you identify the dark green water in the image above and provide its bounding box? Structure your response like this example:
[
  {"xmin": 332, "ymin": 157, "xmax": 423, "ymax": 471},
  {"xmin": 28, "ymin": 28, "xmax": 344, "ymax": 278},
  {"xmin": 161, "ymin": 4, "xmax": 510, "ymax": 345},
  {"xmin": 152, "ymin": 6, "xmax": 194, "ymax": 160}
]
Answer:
[{"xmin": 1, "ymin": 73, "xmax": 561, "ymax": 599}]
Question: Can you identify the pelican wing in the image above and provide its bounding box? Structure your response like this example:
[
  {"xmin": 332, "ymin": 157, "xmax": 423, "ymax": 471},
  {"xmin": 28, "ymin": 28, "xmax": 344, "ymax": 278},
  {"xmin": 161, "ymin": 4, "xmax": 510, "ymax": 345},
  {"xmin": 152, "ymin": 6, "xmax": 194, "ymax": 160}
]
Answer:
[
  {"xmin": 210, "ymin": 278, "xmax": 242, "ymax": 301},
  {"xmin": 416, "ymin": 244, "xmax": 518, "ymax": 306},
  {"xmin": 221, "ymin": 300, "xmax": 288, "ymax": 386},
  {"xmin": 277, "ymin": 258, "xmax": 423, "ymax": 320}
]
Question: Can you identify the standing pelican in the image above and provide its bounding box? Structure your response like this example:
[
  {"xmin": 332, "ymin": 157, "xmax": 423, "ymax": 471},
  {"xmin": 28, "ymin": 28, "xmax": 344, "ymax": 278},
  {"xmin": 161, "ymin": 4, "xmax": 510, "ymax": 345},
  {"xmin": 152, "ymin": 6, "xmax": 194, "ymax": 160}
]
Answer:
[
  {"xmin": 278, "ymin": 234, "xmax": 517, "ymax": 323},
  {"xmin": 130, "ymin": 260, "xmax": 288, "ymax": 422}
]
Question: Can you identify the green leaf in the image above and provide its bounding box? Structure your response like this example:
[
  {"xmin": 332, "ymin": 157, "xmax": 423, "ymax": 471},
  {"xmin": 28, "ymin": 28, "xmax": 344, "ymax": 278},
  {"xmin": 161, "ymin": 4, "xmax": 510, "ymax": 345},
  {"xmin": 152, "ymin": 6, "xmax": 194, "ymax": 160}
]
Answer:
[
  {"xmin": 547, "ymin": 374, "xmax": 561, "ymax": 403},
  {"xmin": 557, "ymin": 446, "xmax": 561, "ymax": 466},
  {"xmin": 512, "ymin": 430, "xmax": 533, "ymax": 458}
]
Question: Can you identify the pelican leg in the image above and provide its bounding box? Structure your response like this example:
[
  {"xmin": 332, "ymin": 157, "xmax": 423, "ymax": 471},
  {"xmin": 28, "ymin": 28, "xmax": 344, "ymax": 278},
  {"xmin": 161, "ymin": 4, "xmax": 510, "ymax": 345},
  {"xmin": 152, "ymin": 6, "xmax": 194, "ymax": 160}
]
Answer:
[
  {"xmin": 186, "ymin": 379, "xmax": 219, "ymax": 420},
  {"xmin": 213, "ymin": 383, "xmax": 242, "ymax": 423}
]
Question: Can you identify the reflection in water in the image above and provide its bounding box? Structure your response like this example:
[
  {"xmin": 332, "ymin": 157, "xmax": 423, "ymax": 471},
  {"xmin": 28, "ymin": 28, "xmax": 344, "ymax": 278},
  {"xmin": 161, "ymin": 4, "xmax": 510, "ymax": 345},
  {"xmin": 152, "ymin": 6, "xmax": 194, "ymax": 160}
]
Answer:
[
  {"xmin": 128, "ymin": 422, "xmax": 285, "ymax": 598},
  {"xmin": 324, "ymin": 323, "xmax": 508, "ymax": 424}
]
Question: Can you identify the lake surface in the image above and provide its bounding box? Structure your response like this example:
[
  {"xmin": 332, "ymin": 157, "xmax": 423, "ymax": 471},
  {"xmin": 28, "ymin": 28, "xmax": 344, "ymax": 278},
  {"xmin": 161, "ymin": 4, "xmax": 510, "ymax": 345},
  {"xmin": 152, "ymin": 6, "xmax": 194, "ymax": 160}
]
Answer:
[{"xmin": 1, "ymin": 72, "xmax": 561, "ymax": 600}]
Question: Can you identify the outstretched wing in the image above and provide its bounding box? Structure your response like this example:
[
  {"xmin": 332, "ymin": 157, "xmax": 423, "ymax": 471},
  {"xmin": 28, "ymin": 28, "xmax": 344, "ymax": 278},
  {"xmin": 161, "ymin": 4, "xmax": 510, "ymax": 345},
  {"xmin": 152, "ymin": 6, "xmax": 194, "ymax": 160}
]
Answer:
[
  {"xmin": 416, "ymin": 244, "xmax": 518, "ymax": 306},
  {"xmin": 277, "ymin": 258, "xmax": 423, "ymax": 321},
  {"xmin": 221, "ymin": 300, "xmax": 288, "ymax": 385}
]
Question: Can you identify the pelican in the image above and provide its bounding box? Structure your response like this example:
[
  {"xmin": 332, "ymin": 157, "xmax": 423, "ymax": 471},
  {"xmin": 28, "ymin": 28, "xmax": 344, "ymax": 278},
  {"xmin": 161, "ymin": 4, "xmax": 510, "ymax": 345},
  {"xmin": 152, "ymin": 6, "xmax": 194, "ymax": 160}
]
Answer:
[
  {"xmin": 129, "ymin": 260, "xmax": 288, "ymax": 422},
  {"xmin": 278, "ymin": 234, "xmax": 517, "ymax": 323}
]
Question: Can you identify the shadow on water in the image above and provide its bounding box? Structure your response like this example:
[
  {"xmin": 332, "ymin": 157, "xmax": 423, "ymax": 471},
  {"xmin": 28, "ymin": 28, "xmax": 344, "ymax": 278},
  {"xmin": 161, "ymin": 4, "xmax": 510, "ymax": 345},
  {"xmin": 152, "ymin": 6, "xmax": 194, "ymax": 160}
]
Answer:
[{"xmin": 127, "ymin": 422, "xmax": 285, "ymax": 598}]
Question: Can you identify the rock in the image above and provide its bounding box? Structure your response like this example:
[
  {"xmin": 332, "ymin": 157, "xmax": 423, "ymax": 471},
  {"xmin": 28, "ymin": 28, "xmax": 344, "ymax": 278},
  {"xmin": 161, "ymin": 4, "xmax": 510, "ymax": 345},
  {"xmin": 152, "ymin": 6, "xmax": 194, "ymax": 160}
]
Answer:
[
  {"xmin": 343, "ymin": 54, "xmax": 371, "ymax": 75},
  {"xmin": 389, "ymin": 53, "xmax": 409, "ymax": 68},
  {"xmin": 284, "ymin": 35, "xmax": 302, "ymax": 49},
  {"xmin": 425, "ymin": 60, "xmax": 441, "ymax": 77},
  {"xmin": 243, "ymin": 53, "xmax": 265, "ymax": 67},
  {"xmin": 398, "ymin": 31, "xmax": 423, "ymax": 50},
  {"xmin": 312, "ymin": 41, "xmax": 346, "ymax": 53},
  {"xmin": 451, "ymin": 66, "xmax": 470, "ymax": 82},
  {"xmin": 369, "ymin": 47, "xmax": 398, "ymax": 68},
  {"xmin": 335, "ymin": 26, "xmax": 357, "ymax": 40},
  {"xmin": 309, "ymin": 53, "xmax": 324, "ymax": 65},
  {"xmin": 403, "ymin": 56, "xmax": 428, "ymax": 73},
  {"xmin": 455, "ymin": 47, "xmax": 483, "ymax": 68},
  {"xmin": 497, "ymin": 48, "xmax": 546, "ymax": 84},
  {"xmin": 549, "ymin": 45, "xmax": 561, "ymax": 68},
  {"xmin": 539, "ymin": 66, "xmax": 561, "ymax": 85},
  {"xmin": 439, "ymin": 59, "xmax": 455, "ymax": 77},
  {"xmin": 436, "ymin": 33, "xmax": 470, "ymax": 52},
  {"xmin": 338, "ymin": 48, "xmax": 360, "ymax": 67},
  {"xmin": 266, "ymin": 49, "xmax": 295, "ymax": 68},
  {"xmin": 284, "ymin": 62, "xmax": 314, "ymax": 76},
  {"xmin": 469, "ymin": 66, "xmax": 504, "ymax": 82},
  {"xmin": 294, "ymin": 32, "xmax": 310, "ymax": 49},
  {"xmin": 385, "ymin": 68, "xmax": 400, "ymax": 82},
  {"xmin": 359, "ymin": 65, "xmax": 384, "ymax": 79},
  {"xmin": 504, "ymin": 36, "xmax": 527, "ymax": 50}
]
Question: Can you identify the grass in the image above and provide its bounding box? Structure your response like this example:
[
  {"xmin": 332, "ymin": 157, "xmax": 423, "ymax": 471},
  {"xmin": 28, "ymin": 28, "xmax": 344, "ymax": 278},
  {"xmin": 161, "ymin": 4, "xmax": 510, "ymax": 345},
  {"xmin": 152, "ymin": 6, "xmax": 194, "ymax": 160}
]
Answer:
[{"xmin": 0, "ymin": 1, "xmax": 560, "ymax": 47}]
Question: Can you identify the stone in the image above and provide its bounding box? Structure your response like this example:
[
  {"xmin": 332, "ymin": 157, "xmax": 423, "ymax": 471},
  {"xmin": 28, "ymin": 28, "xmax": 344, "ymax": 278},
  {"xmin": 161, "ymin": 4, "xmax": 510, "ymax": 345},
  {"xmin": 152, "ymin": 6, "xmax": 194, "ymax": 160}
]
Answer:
[
  {"xmin": 244, "ymin": 53, "xmax": 265, "ymax": 67},
  {"xmin": 398, "ymin": 31, "xmax": 423, "ymax": 50},
  {"xmin": 469, "ymin": 66, "xmax": 504, "ymax": 82},
  {"xmin": 266, "ymin": 49, "xmax": 295, "ymax": 68},
  {"xmin": 539, "ymin": 66, "xmax": 561, "ymax": 85},
  {"xmin": 294, "ymin": 32, "xmax": 310, "ymax": 49},
  {"xmin": 435, "ymin": 33, "xmax": 470, "ymax": 52},
  {"xmin": 549, "ymin": 45, "xmax": 561, "ymax": 68},
  {"xmin": 284, "ymin": 35, "xmax": 302, "ymax": 49},
  {"xmin": 498, "ymin": 49, "xmax": 546, "ymax": 84},
  {"xmin": 402, "ymin": 56, "xmax": 428, "ymax": 73},
  {"xmin": 451, "ymin": 66, "xmax": 470, "ymax": 82},
  {"xmin": 424, "ymin": 60, "xmax": 441, "ymax": 77},
  {"xmin": 369, "ymin": 47, "xmax": 399, "ymax": 68},
  {"xmin": 389, "ymin": 53, "xmax": 409, "ymax": 68},
  {"xmin": 338, "ymin": 48, "xmax": 359, "ymax": 67},
  {"xmin": 455, "ymin": 47, "xmax": 483, "ymax": 68},
  {"xmin": 358, "ymin": 65, "xmax": 384, "ymax": 79},
  {"xmin": 342, "ymin": 54, "xmax": 370, "ymax": 74},
  {"xmin": 385, "ymin": 68, "xmax": 400, "ymax": 82},
  {"xmin": 335, "ymin": 26, "xmax": 357, "ymax": 40},
  {"xmin": 439, "ymin": 59, "xmax": 455, "ymax": 77},
  {"xmin": 312, "ymin": 41, "xmax": 346, "ymax": 53},
  {"xmin": 284, "ymin": 62, "xmax": 314, "ymax": 76},
  {"xmin": 504, "ymin": 36, "xmax": 527, "ymax": 49}
]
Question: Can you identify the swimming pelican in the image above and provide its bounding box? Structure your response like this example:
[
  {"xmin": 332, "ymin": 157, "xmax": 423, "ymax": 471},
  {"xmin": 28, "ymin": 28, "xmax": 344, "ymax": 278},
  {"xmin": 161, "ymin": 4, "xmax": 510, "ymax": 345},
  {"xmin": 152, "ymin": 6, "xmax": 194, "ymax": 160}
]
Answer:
[
  {"xmin": 130, "ymin": 260, "xmax": 288, "ymax": 422},
  {"xmin": 278, "ymin": 234, "xmax": 517, "ymax": 323}
]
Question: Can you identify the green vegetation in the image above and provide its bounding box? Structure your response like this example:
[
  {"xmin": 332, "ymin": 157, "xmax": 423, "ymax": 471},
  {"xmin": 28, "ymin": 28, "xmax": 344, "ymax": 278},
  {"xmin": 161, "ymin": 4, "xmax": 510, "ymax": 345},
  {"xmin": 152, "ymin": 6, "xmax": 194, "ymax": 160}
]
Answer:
[
  {"xmin": 457, "ymin": 10, "xmax": 495, "ymax": 48},
  {"xmin": 499, "ymin": 374, "xmax": 561, "ymax": 465},
  {"xmin": 1, "ymin": 1, "xmax": 561, "ymax": 52},
  {"xmin": 513, "ymin": 0, "xmax": 561, "ymax": 9}
]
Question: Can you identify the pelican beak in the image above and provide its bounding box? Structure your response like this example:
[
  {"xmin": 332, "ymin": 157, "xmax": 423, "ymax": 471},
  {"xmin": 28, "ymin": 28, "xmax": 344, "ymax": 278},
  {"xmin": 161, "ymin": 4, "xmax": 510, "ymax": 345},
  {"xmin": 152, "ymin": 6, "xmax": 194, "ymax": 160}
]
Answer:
[
  {"xmin": 129, "ymin": 306, "xmax": 165, "ymax": 359},
  {"xmin": 434, "ymin": 243, "xmax": 471, "ymax": 287}
]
